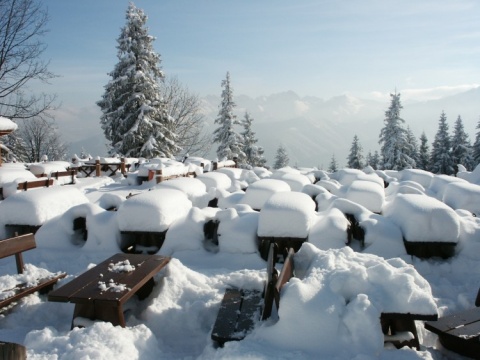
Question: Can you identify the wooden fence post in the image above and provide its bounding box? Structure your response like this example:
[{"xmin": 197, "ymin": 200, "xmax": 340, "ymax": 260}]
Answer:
[
  {"xmin": 95, "ymin": 159, "xmax": 101, "ymax": 177},
  {"xmin": 121, "ymin": 157, "xmax": 126, "ymax": 175}
]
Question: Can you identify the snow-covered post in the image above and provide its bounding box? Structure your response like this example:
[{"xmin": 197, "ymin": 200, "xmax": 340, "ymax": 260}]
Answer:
[
  {"xmin": 120, "ymin": 157, "xmax": 126, "ymax": 175},
  {"xmin": 95, "ymin": 159, "xmax": 101, "ymax": 177}
]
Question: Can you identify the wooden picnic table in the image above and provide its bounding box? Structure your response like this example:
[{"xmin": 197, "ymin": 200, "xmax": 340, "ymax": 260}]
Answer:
[{"xmin": 48, "ymin": 253, "xmax": 170, "ymax": 328}]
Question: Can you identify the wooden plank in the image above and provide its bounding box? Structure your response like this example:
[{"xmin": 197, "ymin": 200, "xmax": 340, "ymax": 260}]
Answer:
[
  {"xmin": 447, "ymin": 320, "xmax": 480, "ymax": 338},
  {"xmin": 48, "ymin": 254, "xmax": 170, "ymax": 305},
  {"xmin": 235, "ymin": 290, "xmax": 262, "ymax": 335},
  {"xmin": 425, "ymin": 307, "xmax": 480, "ymax": 334},
  {"xmin": 0, "ymin": 273, "xmax": 66, "ymax": 309},
  {"xmin": 211, "ymin": 288, "xmax": 243, "ymax": 344},
  {"xmin": 0, "ymin": 234, "xmax": 36, "ymax": 261},
  {"xmin": 17, "ymin": 178, "xmax": 53, "ymax": 191}
]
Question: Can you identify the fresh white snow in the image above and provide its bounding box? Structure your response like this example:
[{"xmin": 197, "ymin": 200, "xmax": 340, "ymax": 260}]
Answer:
[{"xmin": 0, "ymin": 162, "xmax": 479, "ymax": 359}]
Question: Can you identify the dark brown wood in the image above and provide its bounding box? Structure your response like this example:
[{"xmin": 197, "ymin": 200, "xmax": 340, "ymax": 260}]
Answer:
[
  {"xmin": 48, "ymin": 253, "xmax": 171, "ymax": 328},
  {"xmin": 425, "ymin": 306, "xmax": 480, "ymax": 358},
  {"xmin": 0, "ymin": 341, "xmax": 26, "ymax": 360},
  {"xmin": 17, "ymin": 178, "xmax": 53, "ymax": 191},
  {"xmin": 0, "ymin": 233, "xmax": 36, "ymax": 262},
  {"xmin": 211, "ymin": 244, "xmax": 295, "ymax": 346},
  {"xmin": 258, "ymin": 236, "xmax": 306, "ymax": 262},
  {"xmin": 403, "ymin": 239, "xmax": 456, "ymax": 259},
  {"xmin": 51, "ymin": 170, "xmax": 77, "ymax": 184},
  {"xmin": 0, "ymin": 233, "xmax": 67, "ymax": 310}
]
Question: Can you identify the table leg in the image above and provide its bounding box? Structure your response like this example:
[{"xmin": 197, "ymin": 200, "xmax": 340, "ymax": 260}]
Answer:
[{"xmin": 72, "ymin": 301, "xmax": 126, "ymax": 328}]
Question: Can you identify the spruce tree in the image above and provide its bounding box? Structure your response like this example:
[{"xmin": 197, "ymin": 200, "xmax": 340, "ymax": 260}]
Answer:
[
  {"xmin": 430, "ymin": 111, "xmax": 454, "ymax": 175},
  {"xmin": 418, "ymin": 132, "xmax": 430, "ymax": 171},
  {"xmin": 451, "ymin": 115, "xmax": 474, "ymax": 171},
  {"xmin": 347, "ymin": 135, "xmax": 364, "ymax": 169},
  {"xmin": 405, "ymin": 126, "xmax": 419, "ymax": 168},
  {"xmin": 97, "ymin": 3, "xmax": 178, "ymax": 158},
  {"xmin": 273, "ymin": 144, "xmax": 289, "ymax": 169},
  {"xmin": 242, "ymin": 111, "xmax": 266, "ymax": 167},
  {"xmin": 378, "ymin": 92, "xmax": 415, "ymax": 170},
  {"xmin": 213, "ymin": 72, "xmax": 245, "ymax": 161},
  {"xmin": 328, "ymin": 154, "xmax": 338, "ymax": 172},
  {"xmin": 473, "ymin": 118, "xmax": 480, "ymax": 167}
]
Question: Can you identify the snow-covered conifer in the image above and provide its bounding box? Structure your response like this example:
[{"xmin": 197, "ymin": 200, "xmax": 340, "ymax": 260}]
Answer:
[
  {"xmin": 213, "ymin": 72, "xmax": 245, "ymax": 161},
  {"xmin": 378, "ymin": 92, "xmax": 415, "ymax": 170},
  {"xmin": 405, "ymin": 126, "xmax": 419, "ymax": 167},
  {"xmin": 473, "ymin": 118, "xmax": 480, "ymax": 166},
  {"xmin": 430, "ymin": 111, "xmax": 454, "ymax": 175},
  {"xmin": 328, "ymin": 154, "xmax": 338, "ymax": 172},
  {"xmin": 273, "ymin": 144, "xmax": 289, "ymax": 169},
  {"xmin": 242, "ymin": 111, "xmax": 266, "ymax": 167},
  {"xmin": 347, "ymin": 135, "xmax": 364, "ymax": 169},
  {"xmin": 451, "ymin": 115, "xmax": 474, "ymax": 171},
  {"xmin": 97, "ymin": 3, "xmax": 179, "ymax": 158},
  {"xmin": 418, "ymin": 132, "xmax": 430, "ymax": 170}
]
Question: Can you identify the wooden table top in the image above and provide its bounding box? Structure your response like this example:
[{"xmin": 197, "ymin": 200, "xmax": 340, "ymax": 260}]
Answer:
[{"xmin": 48, "ymin": 253, "xmax": 170, "ymax": 305}]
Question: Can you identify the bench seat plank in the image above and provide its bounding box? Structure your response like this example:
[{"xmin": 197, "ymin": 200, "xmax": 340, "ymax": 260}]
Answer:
[
  {"xmin": 211, "ymin": 288, "xmax": 262, "ymax": 344},
  {"xmin": 0, "ymin": 274, "xmax": 67, "ymax": 309},
  {"xmin": 425, "ymin": 307, "xmax": 480, "ymax": 334}
]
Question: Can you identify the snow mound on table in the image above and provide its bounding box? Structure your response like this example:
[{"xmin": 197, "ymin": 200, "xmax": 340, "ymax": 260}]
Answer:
[
  {"xmin": 257, "ymin": 192, "xmax": 316, "ymax": 238},
  {"xmin": 195, "ymin": 172, "xmax": 232, "ymax": 192},
  {"xmin": 443, "ymin": 181, "xmax": 480, "ymax": 216},
  {"xmin": 240, "ymin": 178, "xmax": 291, "ymax": 210},
  {"xmin": 0, "ymin": 186, "xmax": 89, "ymax": 228},
  {"xmin": 255, "ymin": 244, "xmax": 437, "ymax": 357},
  {"xmin": 155, "ymin": 177, "xmax": 212, "ymax": 208},
  {"xmin": 116, "ymin": 189, "xmax": 192, "ymax": 232},
  {"xmin": 384, "ymin": 193, "xmax": 460, "ymax": 243}
]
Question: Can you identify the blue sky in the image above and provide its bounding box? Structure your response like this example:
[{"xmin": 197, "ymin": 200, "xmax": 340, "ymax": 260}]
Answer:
[
  {"xmin": 36, "ymin": 0, "xmax": 480, "ymax": 155},
  {"xmin": 43, "ymin": 0, "xmax": 480, "ymax": 103}
]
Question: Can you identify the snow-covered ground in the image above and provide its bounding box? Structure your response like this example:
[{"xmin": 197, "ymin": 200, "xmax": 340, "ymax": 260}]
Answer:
[{"xmin": 0, "ymin": 161, "xmax": 480, "ymax": 359}]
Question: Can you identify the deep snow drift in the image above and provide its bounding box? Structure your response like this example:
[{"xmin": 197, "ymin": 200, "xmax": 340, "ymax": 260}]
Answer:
[{"xmin": 0, "ymin": 161, "xmax": 479, "ymax": 359}]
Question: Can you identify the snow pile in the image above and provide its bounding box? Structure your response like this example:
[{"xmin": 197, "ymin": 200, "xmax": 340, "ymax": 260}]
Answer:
[
  {"xmin": 399, "ymin": 169, "xmax": 434, "ymax": 188},
  {"xmin": 216, "ymin": 167, "xmax": 260, "ymax": 191},
  {"xmin": 345, "ymin": 180, "xmax": 384, "ymax": 213},
  {"xmin": 251, "ymin": 244, "xmax": 437, "ymax": 357},
  {"xmin": 155, "ymin": 177, "xmax": 213, "ymax": 208},
  {"xmin": 0, "ymin": 186, "xmax": 89, "ymax": 232},
  {"xmin": 195, "ymin": 172, "xmax": 232, "ymax": 192},
  {"xmin": 443, "ymin": 181, "xmax": 480, "ymax": 215},
  {"xmin": 0, "ymin": 116, "xmax": 17, "ymax": 131},
  {"xmin": 216, "ymin": 205, "xmax": 259, "ymax": 254},
  {"xmin": 257, "ymin": 192, "xmax": 316, "ymax": 238},
  {"xmin": 271, "ymin": 167, "xmax": 311, "ymax": 191},
  {"xmin": 28, "ymin": 162, "xmax": 70, "ymax": 176},
  {"xmin": 457, "ymin": 163, "xmax": 480, "ymax": 185},
  {"xmin": 116, "ymin": 188, "xmax": 192, "ymax": 232},
  {"xmin": 0, "ymin": 164, "xmax": 37, "ymax": 190},
  {"xmin": 383, "ymin": 193, "xmax": 460, "ymax": 243},
  {"xmin": 240, "ymin": 178, "xmax": 291, "ymax": 210}
]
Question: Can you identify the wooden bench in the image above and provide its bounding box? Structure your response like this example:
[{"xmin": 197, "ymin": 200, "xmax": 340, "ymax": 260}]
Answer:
[
  {"xmin": 0, "ymin": 233, "xmax": 67, "ymax": 311},
  {"xmin": 16, "ymin": 178, "xmax": 53, "ymax": 191},
  {"xmin": 48, "ymin": 253, "xmax": 170, "ymax": 328},
  {"xmin": 381, "ymin": 312, "xmax": 438, "ymax": 350},
  {"xmin": 424, "ymin": 288, "xmax": 480, "ymax": 358},
  {"xmin": 211, "ymin": 245, "xmax": 295, "ymax": 346}
]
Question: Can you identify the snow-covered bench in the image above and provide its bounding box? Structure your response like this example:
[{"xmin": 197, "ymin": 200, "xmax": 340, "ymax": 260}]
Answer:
[
  {"xmin": 211, "ymin": 244, "xmax": 295, "ymax": 346},
  {"xmin": 0, "ymin": 233, "xmax": 66, "ymax": 311},
  {"xmin": 424, "ymin": 288, "xmax": 480, "ymax": 358}
]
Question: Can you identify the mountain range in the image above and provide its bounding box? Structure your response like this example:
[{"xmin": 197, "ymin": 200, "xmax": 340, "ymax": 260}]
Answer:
[{"xmin": 69, "ymin": 88, "xmax": 480, "ymax": 168}]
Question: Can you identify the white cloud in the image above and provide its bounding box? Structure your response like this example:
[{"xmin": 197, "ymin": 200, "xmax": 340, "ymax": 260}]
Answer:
[{"xmin": 368, "ymin": 84, "xmax": 479, "ymax": 102}]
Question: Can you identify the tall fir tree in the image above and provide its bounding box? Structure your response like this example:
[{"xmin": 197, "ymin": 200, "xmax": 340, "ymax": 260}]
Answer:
[
  {"xmin": 473, "ymin": 118, "xmax": 480, "ymax": 168},
  {"xmin": 347, "ymin": 135, "xmax": 364, "ymax": 169},
  {"xmin": 328, "ymin": 153, "xmax": 338, "ymax": 172},
  {"xmin": 213, "ymin": 72, "xmax": 245, "ymax": 161},
  {"xmin": 451, "ymin": 115, "xmax": 474, "ymax": 171},
  {"xmin": 273, "ymin": 144, "xmax": 289, "ymax": 169},
  {"xmin": 378, "ymin": 92, "xmax": 415, "ymax": 170},
  {"xmin": 97, "ymin": 3, "xmax": 178, "ymax": 158},
  {"xmin": 242, "ymin": 111, "xmax": 266, "ymax": 167},
  {"xmin": 418, "ymin": 132, "xmax": 430, "ymax": 171},
  {"xmin": 405, "ymin": 126, "xmax": 419, "ymax": 168},
  {"xmin": 430, "ymin": 111, "xmax": 454, "ymax": 175}
]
